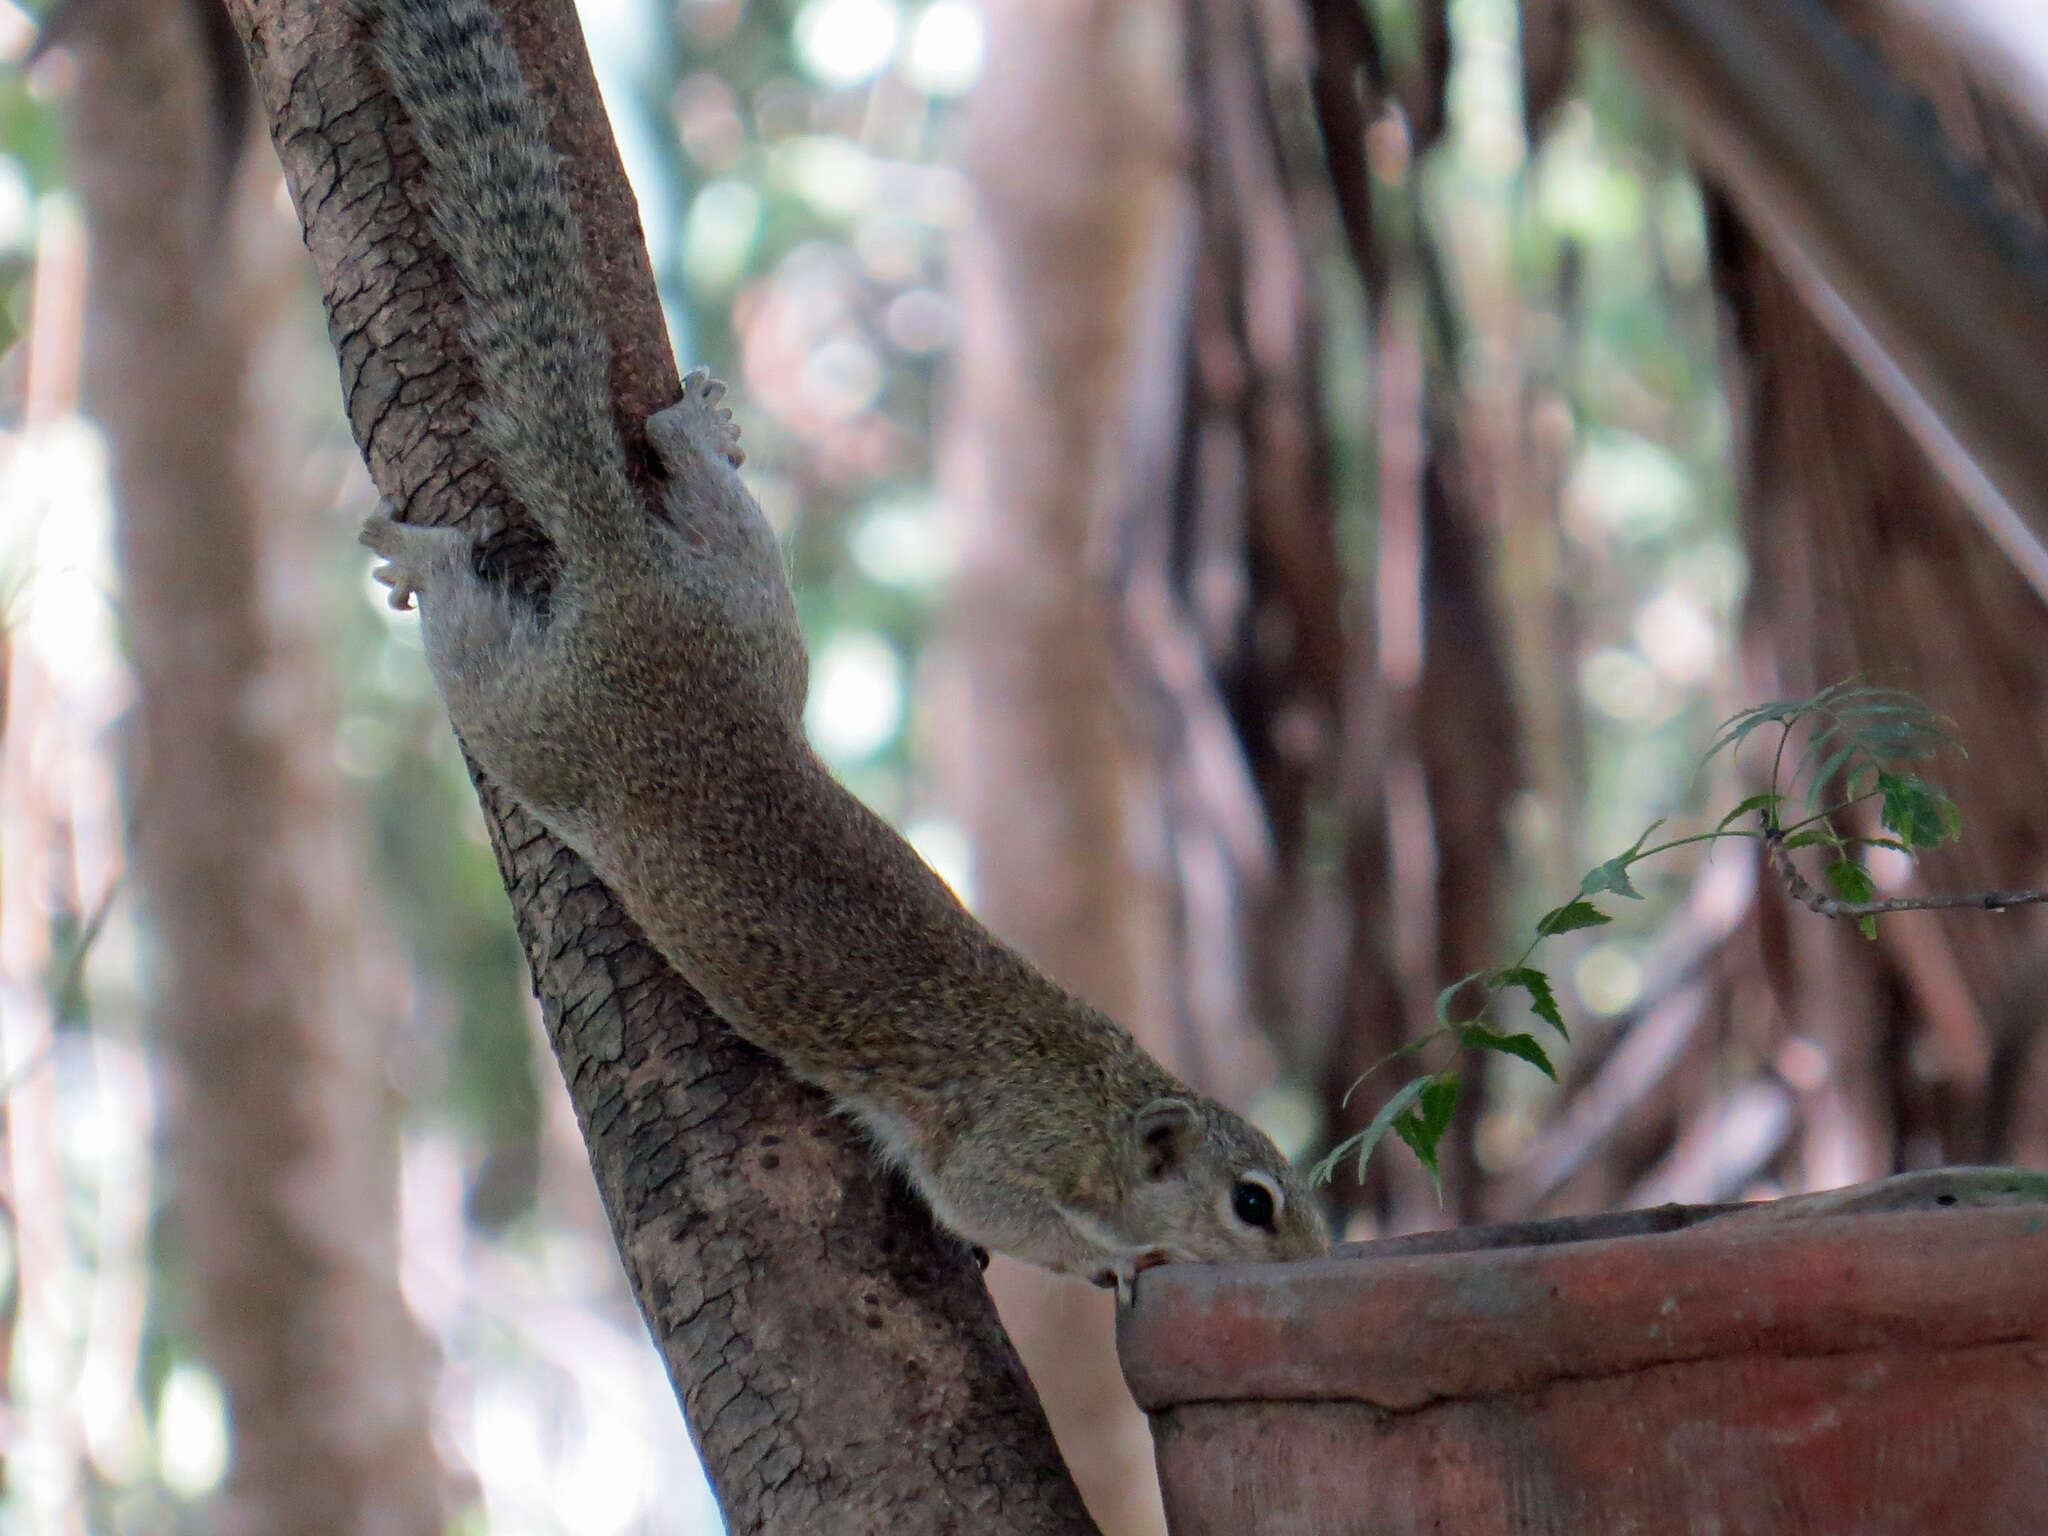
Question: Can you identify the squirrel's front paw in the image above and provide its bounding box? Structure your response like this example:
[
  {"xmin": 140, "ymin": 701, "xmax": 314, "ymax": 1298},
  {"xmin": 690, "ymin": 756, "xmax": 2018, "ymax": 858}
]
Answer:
[
  {"xmin": 360, "ymin": 505, "xmax": 470, "ymax": 612},
  {"xmin": 648, "ymin": 366, "xmax": 745, "ymax": 472}
]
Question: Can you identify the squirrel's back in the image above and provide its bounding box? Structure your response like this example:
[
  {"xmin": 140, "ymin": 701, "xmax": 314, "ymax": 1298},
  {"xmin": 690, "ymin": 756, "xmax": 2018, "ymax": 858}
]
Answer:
[{"xmin": 368, "ymin": 0, "xmax": 636, "ymax": 536}]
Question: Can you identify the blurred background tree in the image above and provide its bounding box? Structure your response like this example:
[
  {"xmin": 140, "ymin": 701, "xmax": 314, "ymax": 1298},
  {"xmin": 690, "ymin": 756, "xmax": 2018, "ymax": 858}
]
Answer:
[{"xmin": 0, "ymin": 0, "xmax": 2040, "ymax": 1532}]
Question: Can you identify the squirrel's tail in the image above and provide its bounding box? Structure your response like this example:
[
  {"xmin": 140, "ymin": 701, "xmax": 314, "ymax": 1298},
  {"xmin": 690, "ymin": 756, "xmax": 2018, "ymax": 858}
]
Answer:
[{"xmin": 368, "ymin": 0, "xmax": 639, "ymax": 542}]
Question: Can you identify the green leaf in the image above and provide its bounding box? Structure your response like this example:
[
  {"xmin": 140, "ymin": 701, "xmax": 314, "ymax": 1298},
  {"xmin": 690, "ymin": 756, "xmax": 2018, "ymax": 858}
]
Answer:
[
  {"xmin": 1536, "ymin": 898, "xmax": 1610, "ymax": 936},
  {"xmin": 1823, "ymin": 858, "xmax": 1876, "ymax": 906},
  {"xmin": 1780, "ymin": 827, "xmax": 1837, "ymax": 852},
  {"xmin": 1309, "ymin": 1075, "xmax": 1430, "ymax": 1185},
  {"xmin": 1815, "ymin": 686, "xmax": 1958, "ymax": 767},
  {"xmin": 1835, "ymin": 688, "xmax": 1925, "ymax": 712},
  {"xmin": 1856, "ymin": 715, "xmax": 1953, "ymax": 760},
  {"xmin": 1711, "ymin": 684, "xmax": 1962, "ymax": 820},
  {"xmin": 1494, "ymin": 964, "xmax": 1567, "ymax": 1039},
  {"xmin": 1581, "ymin": 856, "xmax": 1643, "ymax": 900},
  {"xmin": 1580, "ymin": 820, "xmax": 1662, "ymax": 902},
  {"xmin": 1802, "ymin": 742, "xmax": 1860, "ymax": 809},
  {"xmin": 1390, "ymin": 1119, "xmax": 1439, "ymax": 1186},
  {"xmin": 1391, "ymin": 1073, "xmax": 1461, "ymax": 1192},
  {"xmin": 1715, "ymin": 792, "xmax": 1782, "ymax": 835},
  {"xmin": 1876, "ymin": 771, "xmax": 1962, "ymax": 850},
  {"xmin": 1828, "ymin": 694, "xmax": 1917, "ymax": 717},
  {"xmin": 1794, "ymin": 717, "xmax": 1844, "ymax": 767},
  {"xmin": 1459, "ymin": 1025, "xmax": 1557, "ymax": 1080},
  {"xmin": 1703, "ymin": 700, "xmax": 1803, "ymax": 763},
  {"xmin": 1419, "ymin": 1073, "xmax": 1460, "ymax": 1136}
]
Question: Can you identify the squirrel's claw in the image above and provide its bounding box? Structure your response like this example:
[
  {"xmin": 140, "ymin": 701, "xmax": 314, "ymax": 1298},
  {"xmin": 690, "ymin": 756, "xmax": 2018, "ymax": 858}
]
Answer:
[
  {"xmin": 654, "ymin": 366, "xmax": 745, "ymax": 471},
  {"xmin": 361, "ymin": 504, "xmax": 470, "ymax": 612},
  {"xmin": 361, "ymin": 508, "xmax": 420, "ymax": 610}
]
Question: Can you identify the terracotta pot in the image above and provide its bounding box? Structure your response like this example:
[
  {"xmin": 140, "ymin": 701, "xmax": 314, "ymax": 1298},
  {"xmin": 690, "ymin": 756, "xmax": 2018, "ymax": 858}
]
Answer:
[{"xmin": 1119, "ymin": 1200, "xmax": 2048, "ymax": 1535}]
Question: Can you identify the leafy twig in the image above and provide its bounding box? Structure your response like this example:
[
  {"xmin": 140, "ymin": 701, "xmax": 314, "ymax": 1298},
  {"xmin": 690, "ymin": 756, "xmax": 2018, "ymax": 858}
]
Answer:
[
  {"xmin": 1315, "ymin": 681, "xmax": 2033, "ymax": 1189},
  {"xmin": 1762, "ymin": 826, "xmax": 2047, "ymax": 918}
]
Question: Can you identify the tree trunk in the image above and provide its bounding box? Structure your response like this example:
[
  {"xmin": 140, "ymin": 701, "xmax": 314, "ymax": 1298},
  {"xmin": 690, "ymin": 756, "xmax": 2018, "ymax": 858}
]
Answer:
[
  {"xmin": 220, "ymin": 2, "xmax": 1094, "ymax": 1531},
  {"xmin": 1715, "ymin": 190, "xmax": 2048, "ymax": 1177},
  {"xmin": 1499, "ymin": 0, "xmax": 2048, "ymax": 1201},
  {"xmin": 1695, "ymin": 0, "xmax": 2048, "ymax": 1187},
  {"xmin": 67, "ymin": 3, "xmax": 445, "ymax": 1531},
  {"xmin": 1310, "ymin": 0, "xmax": 1521, "ymax": 1230}
]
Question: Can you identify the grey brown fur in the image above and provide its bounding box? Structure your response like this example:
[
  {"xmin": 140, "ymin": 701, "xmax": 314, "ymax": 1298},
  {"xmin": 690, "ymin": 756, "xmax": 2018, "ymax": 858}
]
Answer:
[{"xmin": 360, "ymin": 0, "xmax": 1328, "ymax": 1286}]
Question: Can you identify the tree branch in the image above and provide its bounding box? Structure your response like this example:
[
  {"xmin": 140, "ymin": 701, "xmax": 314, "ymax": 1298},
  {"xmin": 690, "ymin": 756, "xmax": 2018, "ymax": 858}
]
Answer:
[
  {"xmin": 217, "ymin": 1, "xmax": 1094, "ymax": 1529},
  {"xmin": 1764, "ymin": 827, "xmax": 2048, "ymax": 919}
]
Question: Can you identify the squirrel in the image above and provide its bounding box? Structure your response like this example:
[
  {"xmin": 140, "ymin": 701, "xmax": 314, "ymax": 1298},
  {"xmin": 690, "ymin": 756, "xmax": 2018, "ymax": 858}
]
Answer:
[{"xmin": 357, "ymin": 0, "xmax": 1329, "ymax": 1289}]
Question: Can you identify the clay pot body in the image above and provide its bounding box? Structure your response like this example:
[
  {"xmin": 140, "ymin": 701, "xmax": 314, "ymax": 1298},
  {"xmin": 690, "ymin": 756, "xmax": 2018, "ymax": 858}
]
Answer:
[{"xmin": 1119, "ymin": 1203, "xmax": 2048, "ymax": 1535}]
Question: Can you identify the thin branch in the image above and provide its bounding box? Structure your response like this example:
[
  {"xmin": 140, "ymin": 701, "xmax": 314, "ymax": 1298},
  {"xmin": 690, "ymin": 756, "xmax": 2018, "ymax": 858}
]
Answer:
[{"xmin": 1764, "ymin": 825, "xmax": 2048, "ymax": 917}]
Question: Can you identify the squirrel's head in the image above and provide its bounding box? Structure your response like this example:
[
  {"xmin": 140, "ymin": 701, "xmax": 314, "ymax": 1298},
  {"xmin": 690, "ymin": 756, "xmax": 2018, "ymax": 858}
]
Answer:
[{"xmin": 1076, "ymin": 1096, "xmax": 1329, "ymax": 1288}]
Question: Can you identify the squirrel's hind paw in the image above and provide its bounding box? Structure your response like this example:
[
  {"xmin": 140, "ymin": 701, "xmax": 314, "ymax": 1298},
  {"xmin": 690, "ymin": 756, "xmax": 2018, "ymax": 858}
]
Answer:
[
  {"xmin": 361, "ymin": 506, "xmax": 470, "ymax": 612},
  {"xmin": 650, "ymin": 366, "xmax": 746, "ymax": 472}
]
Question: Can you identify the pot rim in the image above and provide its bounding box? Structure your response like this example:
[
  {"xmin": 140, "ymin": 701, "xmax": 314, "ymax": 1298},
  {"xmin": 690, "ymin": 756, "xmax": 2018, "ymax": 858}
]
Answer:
[{"xmin": 1118, "ymin": 1203, "xmax": 2048, "ymax": 1412}]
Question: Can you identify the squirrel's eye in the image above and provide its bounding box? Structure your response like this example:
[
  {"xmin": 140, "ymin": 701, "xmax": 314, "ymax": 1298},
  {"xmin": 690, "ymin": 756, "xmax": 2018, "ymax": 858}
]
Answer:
[{"xmin": 1230, "ymin": 1177, "xmax": 1277, "ymax": 1231}]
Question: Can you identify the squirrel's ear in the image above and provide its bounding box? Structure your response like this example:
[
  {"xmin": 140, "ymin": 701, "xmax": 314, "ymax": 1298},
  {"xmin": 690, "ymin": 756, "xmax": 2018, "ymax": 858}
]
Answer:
[{"xmin": 1132, "ymin": 1098, "xmax": 1200, "ymax": 1182}]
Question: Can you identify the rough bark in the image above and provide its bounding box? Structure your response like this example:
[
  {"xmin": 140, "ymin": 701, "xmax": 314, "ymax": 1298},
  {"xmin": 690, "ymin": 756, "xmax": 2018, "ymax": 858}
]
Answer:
[
  {"xmin": 67, "ymin": 3, "xmax": 445, "ymax": 1532},
  {"xmin": 219, "ymin": 1, "xmax": 1093, "ymax": 1532}
]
